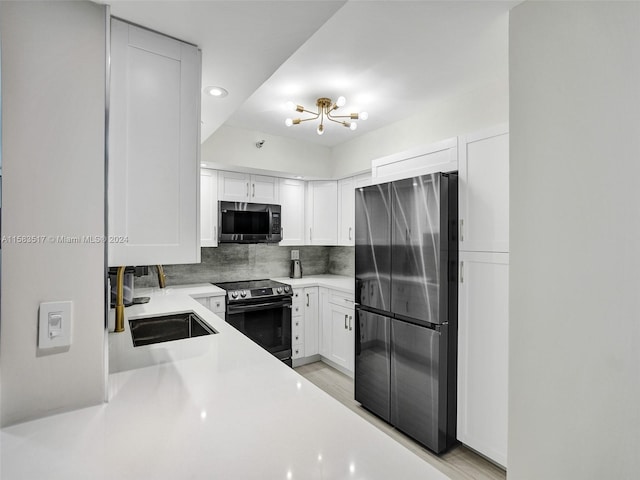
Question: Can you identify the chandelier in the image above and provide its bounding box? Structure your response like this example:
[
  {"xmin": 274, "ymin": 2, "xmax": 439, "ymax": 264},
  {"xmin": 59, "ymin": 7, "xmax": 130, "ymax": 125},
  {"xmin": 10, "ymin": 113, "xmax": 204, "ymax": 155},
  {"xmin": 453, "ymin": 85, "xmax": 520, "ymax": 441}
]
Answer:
[{"xmin": 284, "ymin": 96, "xmax": 368, "ymax": 135}]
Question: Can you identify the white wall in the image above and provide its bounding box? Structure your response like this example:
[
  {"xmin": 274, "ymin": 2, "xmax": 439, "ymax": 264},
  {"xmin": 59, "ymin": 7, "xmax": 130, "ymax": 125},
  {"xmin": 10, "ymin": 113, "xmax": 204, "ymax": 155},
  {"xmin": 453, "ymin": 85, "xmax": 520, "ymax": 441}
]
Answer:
[
  {"xmin": 509, "ymin": 2, "xmax": 640, "ymax": 478},
  {"xmin": 331, "ymin": 79, "xmax": 508, "ymax": 178},
  {"xmin": 201, "ymin": 124, "xmax": 333, "ymax": 179},
  {"xmin": 0, "ymin": 1, "xmax": 106, "ymax": 426}
]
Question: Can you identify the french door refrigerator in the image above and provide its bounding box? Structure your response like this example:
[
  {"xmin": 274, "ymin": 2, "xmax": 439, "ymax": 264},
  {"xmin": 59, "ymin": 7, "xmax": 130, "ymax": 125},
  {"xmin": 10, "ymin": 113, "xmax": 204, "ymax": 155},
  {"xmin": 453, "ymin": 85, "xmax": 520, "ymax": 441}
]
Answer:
[{"xmin": 354, "ymin": 172, "xmax": 458, "ymax": 454}]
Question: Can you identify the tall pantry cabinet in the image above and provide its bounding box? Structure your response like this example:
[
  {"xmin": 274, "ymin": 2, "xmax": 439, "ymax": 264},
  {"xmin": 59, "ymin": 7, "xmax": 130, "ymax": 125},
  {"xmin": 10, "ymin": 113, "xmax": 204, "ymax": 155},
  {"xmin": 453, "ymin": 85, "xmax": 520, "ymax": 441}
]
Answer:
[{"xmin": 457, "ymin": 124, "xmax": 509, "ymax": 468}]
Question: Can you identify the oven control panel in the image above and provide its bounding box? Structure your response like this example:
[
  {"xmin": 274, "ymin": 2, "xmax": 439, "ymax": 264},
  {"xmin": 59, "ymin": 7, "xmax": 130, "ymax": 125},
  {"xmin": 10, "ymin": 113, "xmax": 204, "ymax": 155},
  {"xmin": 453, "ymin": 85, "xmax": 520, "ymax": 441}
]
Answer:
[{"xmin": 228, "ymin": 284, "xmax": 291, "ymax": 301}]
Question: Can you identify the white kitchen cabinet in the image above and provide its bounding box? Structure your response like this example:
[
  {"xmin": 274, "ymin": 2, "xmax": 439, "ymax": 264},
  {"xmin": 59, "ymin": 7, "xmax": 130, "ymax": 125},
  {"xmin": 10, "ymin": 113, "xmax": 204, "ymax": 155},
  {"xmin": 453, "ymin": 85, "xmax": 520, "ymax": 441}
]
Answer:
[
  {"xmin": 459, "ymin": 125, "xmax": 509, "ymax": 253},
  {"xmin": 306, "ymin": 181, "xmax": 338, "ymax": 245},
  {"xmin": 108, "ymin": 19, "xmax": 201, "ymax": 267},
  {"xmin": 218, "ymin": 171, "xmax": 278, "ymax": 203},
  {"xmin": 370, "ymin": 137, "xmax": 458, "ymax": 184},
  {"xmin": 291, "ymin": 287, "xmax": 319, "ymax": 365},
  {"xmin": 337, "ymin": 177, "xmax": 355, "ymax": 246},
  {"xmin": 278, "ymin": 178, "xmax": 306, "ymax": 245},
  {"xmin": 457, "ymin": 251, "xmax": 509, "ymax": 468},
  {"xmin": 194, "ymin": 294, "xmax": 225, "ymax": 315},
  {"xmin": 200, "ymin": 169, "xmax": 218, "ymax": 247},
  {"xmin": 303, "ymin": 287, "xmax": 319, "ymax": 356},
  {"xmin": 319, "ymin": 288, "xmax": 355, "ymax": 375}
]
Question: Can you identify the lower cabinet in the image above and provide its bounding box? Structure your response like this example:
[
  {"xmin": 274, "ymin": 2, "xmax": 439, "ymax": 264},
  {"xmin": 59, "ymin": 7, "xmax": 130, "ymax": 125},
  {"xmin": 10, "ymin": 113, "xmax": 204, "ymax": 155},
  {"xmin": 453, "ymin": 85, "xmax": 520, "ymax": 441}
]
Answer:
[
  {"xmin": 194, "ymin": 294, "xmax": 226, "ymax": 317},
  {"xmin": 457, "ymin": 251, "xmax": 509, "ymax": 468},
  {"xmin": 291, "ymin": 287, "xmax": 319, "ymax": 365},
  {"xmin": 319, "ymin": 288, "xmax": 355, "ymax": 376}
]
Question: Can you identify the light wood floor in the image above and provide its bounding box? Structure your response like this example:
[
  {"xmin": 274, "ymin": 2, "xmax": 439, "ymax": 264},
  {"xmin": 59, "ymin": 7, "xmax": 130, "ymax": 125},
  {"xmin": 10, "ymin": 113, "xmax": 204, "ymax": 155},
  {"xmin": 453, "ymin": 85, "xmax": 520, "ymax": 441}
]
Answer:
[{"xmin": 295, "ymin": 361, "xmax": 506, "ymax": 480}]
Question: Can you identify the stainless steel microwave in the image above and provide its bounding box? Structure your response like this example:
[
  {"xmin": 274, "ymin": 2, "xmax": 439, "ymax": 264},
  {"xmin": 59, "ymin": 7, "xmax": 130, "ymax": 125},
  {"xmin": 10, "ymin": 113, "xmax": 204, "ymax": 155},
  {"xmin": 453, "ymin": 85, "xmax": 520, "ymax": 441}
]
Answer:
[{"xmin": 218, "ymin": 201, "xmax": 282, "ymax": 243}]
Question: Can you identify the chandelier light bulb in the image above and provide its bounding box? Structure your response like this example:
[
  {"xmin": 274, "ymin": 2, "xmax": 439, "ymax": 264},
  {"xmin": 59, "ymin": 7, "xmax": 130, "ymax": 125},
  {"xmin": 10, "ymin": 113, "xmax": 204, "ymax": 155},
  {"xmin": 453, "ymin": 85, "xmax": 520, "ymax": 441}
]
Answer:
[
  {"xmin": 350, "ymin": 122, "xmax": 358, "ymax": 131},
  {"xmin": 336, "ymin": 96, "xmax": 346, "ymax": 107},
  {"xmin": 285, "ymin": 118, "xmax": 293, "ymax": 127},
  {"xmin": 359, "ymin": 111, "xmax": 369, "ymax": 121},
  {"xmin": 285, "ymin": 101, "xmax": 296, "ymax": 111},
  {"xmin": 317, "ymin": 124, "xmax": 324, "ymax": 135}
]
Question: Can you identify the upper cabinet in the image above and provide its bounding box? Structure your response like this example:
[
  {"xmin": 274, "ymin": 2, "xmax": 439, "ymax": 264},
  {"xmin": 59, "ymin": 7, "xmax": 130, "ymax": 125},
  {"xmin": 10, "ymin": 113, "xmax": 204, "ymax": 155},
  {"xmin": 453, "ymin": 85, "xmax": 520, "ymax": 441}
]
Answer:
[
  {"xmin": 108, "ymin": 19, "xmax": 201, "ymax": 267},
  {"xmin": 218, "ymin": 171, "xmax": 278, "ymax": 203},
  {"xmin": 306, "ymin": 181, "xmax": 338, "ymax": 245},
  {"xmin": 458, "ymin": 125, "xmax": 509, "ymax": 253},
  {"xmin": 338, "ymin": 173, "xmax": 370, "ymax": 246},
  {"xmin": 201, "ymin": 169, "xmax": 218, "ymax": 247},
  {"xmin": 278, "ymin": 178, "xmax": 306, "ymax": 246}
]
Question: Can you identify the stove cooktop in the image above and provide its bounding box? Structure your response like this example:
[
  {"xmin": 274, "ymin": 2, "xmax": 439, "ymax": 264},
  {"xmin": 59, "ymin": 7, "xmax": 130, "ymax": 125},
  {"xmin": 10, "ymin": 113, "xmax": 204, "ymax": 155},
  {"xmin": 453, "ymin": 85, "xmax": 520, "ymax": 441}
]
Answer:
[{"xmin": 213, "ymin": 279, "xmax": 292, "ymax": 302}]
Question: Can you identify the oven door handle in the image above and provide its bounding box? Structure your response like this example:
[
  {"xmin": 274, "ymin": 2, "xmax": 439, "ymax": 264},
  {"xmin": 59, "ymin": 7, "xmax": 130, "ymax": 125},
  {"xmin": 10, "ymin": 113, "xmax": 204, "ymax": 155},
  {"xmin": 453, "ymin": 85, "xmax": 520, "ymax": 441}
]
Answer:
[{"xmin": 227, "ymin": 300, "xmax": 292, "ymax": 314}]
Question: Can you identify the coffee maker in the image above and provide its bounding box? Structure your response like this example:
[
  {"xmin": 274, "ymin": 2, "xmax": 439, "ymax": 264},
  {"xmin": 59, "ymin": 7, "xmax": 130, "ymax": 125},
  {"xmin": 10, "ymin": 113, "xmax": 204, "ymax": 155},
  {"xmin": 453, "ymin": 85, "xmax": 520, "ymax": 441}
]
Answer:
[{"xmin": 290, "ymin": 259, "xmax": 303, "ymax": 279}]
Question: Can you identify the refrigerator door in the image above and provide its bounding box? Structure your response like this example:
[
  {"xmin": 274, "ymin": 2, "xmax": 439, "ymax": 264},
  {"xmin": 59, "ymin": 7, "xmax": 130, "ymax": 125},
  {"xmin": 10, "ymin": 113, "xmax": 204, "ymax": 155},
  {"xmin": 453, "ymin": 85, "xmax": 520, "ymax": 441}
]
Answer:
[
  {"xmin": 355, "ymin": 182, "xmax": 391, "ymax": 312},
  {"xmin": 391, "ymin": 174, "xmax": 443, "ymax": 324},
  {"xmin": 354, "ymin": 308, "xmax": 391, "ymax": 421},
  {"xmin": 391, "ymin": 319, "xmax": 448, "ymax": 453}
]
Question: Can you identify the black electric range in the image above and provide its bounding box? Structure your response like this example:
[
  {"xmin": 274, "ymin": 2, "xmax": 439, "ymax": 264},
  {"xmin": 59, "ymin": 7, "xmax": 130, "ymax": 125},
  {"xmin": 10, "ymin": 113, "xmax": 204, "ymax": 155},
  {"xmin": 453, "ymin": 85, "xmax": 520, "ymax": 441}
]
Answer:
[{"xmin": 213, "ymin": 279, "xmax": 293, "ymax": 366}]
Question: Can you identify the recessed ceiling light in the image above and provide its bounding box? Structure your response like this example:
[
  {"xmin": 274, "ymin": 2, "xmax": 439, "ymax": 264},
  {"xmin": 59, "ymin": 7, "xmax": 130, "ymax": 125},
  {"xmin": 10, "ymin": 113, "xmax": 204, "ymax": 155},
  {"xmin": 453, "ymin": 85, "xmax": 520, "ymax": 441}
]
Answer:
[{"xmin": 204, "ymin": 86, "xmax": 228, "ymax": 98}]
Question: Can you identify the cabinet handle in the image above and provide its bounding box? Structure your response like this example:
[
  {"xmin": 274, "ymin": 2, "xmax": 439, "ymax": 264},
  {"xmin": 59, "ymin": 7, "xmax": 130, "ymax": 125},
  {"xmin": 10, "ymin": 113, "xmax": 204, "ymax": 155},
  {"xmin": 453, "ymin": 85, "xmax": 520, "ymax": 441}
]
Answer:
[
  {"xmin": 460, "ymin": 219, "xmax": 464, "ymax": 242},
  {"xmin": 344, "ymin": 314, "xmax": 348, "ymax": 330},
  {"xmin": 252, "ymin": 183, "xmax": 255, "ymax": 197},
  {"xmin": 348, "ymin": 227, "xmax": 352, "ymax": 241},
  {"xmin": 460, "ymin": 261, "xmax": 464, "ymax": 284},
  {"xmin": 348, "ymin": 315, "xmax": 353, "ymax": 331},
  {"xmin": 306, "ymin": 293, "xmax": 310, "ymax": 307},
  {"xmin": 246, "ymin": 182, "xmax": 249, "ymax": 197},
  {"xmin": 310, "ymin": 228, "xmax": 313, "ymax": 243}
]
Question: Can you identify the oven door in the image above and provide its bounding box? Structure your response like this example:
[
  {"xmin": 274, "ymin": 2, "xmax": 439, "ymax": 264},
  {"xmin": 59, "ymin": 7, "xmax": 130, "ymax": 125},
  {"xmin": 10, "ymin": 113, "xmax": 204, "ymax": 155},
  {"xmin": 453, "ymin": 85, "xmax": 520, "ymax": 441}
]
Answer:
[{"xmin": 226, "ymin": 298, "xmax": 292, "ymax": 363}]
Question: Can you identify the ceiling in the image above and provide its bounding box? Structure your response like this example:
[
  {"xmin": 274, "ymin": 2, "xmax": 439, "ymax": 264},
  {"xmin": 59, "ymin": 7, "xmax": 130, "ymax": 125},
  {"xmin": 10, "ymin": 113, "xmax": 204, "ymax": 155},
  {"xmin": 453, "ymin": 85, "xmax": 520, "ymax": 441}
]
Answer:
[{"xmin": 104, "ymin": 1, "xmax": 517, "ymax": 148}]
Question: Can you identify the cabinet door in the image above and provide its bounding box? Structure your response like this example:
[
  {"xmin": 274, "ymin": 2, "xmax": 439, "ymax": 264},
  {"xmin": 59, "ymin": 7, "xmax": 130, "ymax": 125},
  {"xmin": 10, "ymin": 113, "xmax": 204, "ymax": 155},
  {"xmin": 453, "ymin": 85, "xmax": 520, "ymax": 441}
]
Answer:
[
  {"xmin": 303, "ymin": 287, "xmax": 319, "ymax": 356},
  {"xmin": 457, "ymin": 251, "xmax": 509, "ymax": 467},
  {"xmin": 200, "ymin": 169, "xmax": 218, "ymax": 247},
  {"xmin": 109, "ymin": 19, "xmax": 200, "ymax": 266},
  {"xmin": 218, "ymin": 171, "xmax": 250, "ymax": 202},
  {"xmin": 250, "ymin": 175, "xmax": 278, "ymax": 203},
  {"xmin": 306, "ymin": 181, "xmax": 337, "ymax": 245},
  {"xmin": 278, "ymin": 178, "xmax": 305, "ymax": 245},
  {"xmin": 329, "ymin": 304, "xmax": 352, "ymax": 370},
  {"xmin": 459, "ymin": 125, "xmax": 509, "ymax": 253},
  {"xmin": 338, "ymin": 177, "xmax": 355, "ymax": 246}
]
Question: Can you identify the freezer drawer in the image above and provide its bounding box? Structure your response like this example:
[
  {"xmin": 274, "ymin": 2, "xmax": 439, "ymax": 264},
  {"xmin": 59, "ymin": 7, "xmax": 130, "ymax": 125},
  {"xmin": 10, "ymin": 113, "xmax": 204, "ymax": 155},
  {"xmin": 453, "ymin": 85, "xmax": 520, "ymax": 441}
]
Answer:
[
  {"xmin": 391, "ymin": 319, "xmax": 451, "ymax": 453},
  {"xmin": 355, "ymin": 309, "xmax": 391, "ymax": 422}
]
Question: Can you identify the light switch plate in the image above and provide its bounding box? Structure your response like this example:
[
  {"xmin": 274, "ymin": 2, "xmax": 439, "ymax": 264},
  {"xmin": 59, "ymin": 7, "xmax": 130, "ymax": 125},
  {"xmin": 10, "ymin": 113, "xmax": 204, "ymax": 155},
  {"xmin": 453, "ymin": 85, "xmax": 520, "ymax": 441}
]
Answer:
[
  {"xmin": 38, "ymin": 301, "xmax": 72, "ymax": 349},
  {"xmin": 291, "ymin": 249, "xmax": 299, "ymax": 260}
]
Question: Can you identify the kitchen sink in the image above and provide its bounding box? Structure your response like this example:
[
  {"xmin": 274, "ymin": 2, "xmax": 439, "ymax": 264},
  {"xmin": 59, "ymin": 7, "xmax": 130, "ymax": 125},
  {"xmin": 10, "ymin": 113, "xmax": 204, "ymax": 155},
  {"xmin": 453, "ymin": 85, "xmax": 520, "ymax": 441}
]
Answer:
[{"xmin": 129, "ymin": 312, "xmax": 217, "ymax": 347}]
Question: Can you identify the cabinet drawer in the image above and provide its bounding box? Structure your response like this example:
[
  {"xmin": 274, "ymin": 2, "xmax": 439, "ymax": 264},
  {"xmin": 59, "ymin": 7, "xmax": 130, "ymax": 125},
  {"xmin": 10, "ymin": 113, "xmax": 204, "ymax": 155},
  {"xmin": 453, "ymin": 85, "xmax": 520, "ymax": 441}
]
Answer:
[
  {"xmin": 292, "ymin": 316, "xmax": 304, "ymax": 343},
  {"xmin": 329, "ymin": 292, "xmax": 355, "ymax": 307},
  {"xmin": 292, "ymin": 344, "xmax": 305, "ymax": 359},
  {"xmin": 209, "ymin": 296, "xmax": 225, "ymax": 314},
  {"xmin": 292, "ymin": 289, "xmax": 304, "ymax": 305}
]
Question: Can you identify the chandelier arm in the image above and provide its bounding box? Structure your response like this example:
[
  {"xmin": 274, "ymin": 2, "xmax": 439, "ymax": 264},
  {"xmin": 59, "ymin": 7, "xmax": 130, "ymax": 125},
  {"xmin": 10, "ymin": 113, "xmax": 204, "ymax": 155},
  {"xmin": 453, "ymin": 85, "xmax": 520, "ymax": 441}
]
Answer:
[
  {"xmin": 327, "ymin": 111, "xmax": 358, "ymax": 120},
  {"xmin": 326, "ymin": 116, "xmax": 348, "ymax": 126},
  {"xmin": 296, "ymin": 115, "xmax": 321, "ymax": 124}
]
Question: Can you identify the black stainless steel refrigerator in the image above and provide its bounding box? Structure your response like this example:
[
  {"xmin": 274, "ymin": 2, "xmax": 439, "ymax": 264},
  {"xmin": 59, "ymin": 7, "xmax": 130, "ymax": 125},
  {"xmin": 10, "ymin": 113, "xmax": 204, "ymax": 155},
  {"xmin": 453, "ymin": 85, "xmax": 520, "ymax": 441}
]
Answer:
[{"xmin": 354, "ymin": 172, "xmax": 458, "ymax": 454}]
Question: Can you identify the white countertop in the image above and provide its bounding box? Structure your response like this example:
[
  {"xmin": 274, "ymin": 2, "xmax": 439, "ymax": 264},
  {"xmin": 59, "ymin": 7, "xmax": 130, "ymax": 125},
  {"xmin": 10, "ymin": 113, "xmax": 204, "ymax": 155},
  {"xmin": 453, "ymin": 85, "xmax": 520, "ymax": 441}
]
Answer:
[
  {"xmin": 273, "ymin": 274, "xmax": 354, "ymax": 294},
  {"xmin": 1, "ymin": 284, "xmax": 449, "ymax": 480}
]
